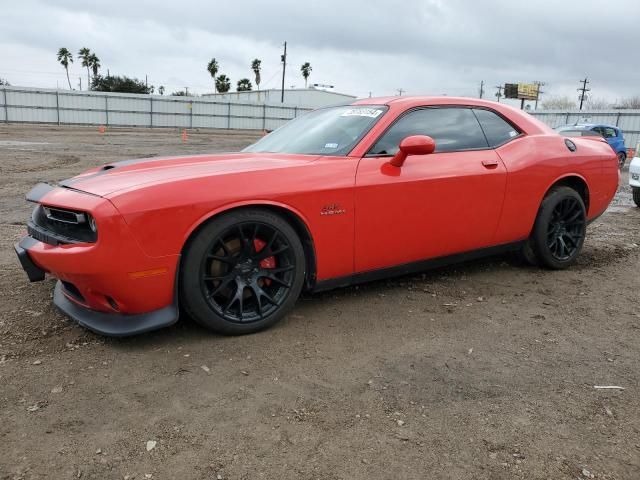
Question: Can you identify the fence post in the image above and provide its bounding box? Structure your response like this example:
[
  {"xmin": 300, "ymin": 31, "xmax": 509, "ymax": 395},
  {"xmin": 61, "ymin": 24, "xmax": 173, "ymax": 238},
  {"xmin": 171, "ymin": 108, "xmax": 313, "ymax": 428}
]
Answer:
[
  {"xmin": 565, "ymin": 112, "xmax": 570, "ymax": 124},
  {"xmin": 189, "ymin": 101, "xmax": 193, "ymax": 129},
  {"xmin": 105, "ymin": 95, "xmax": 109, "ymax": 126},
  {"xmin": 616, "ymin": 112, "xmax": 621, "ymax": 127},
  {"xmin": 262, "ymin": 104, "xmax": 266, "ymax": 130},
  {"xmin": 294, "ymin": 106, "xmax": 298, "ymax": 118},
  {"xmin": 55, "ymin": 91, "xmax": 60, "ymax": 125},
  {"xmin": 2, "ymin": 88, "xmax": 8, "ymax": 123},
  {"xmin": 150, "ymin": 96, "xmax": 153, "ymax": 128},
  {"xmin": 227, "ymin": 102, "xmax": 231, "ymax": 129}
]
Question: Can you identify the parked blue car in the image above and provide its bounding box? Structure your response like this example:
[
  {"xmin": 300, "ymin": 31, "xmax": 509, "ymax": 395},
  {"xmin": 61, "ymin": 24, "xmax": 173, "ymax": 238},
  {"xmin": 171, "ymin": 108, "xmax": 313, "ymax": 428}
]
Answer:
[{"xmin": 555, "ymin": 124, "xmax": 627, "ymax": 169}]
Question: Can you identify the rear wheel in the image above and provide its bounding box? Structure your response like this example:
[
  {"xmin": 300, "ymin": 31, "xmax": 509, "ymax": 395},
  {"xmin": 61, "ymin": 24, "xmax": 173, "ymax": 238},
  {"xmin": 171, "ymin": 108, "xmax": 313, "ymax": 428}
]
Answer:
[
  {"xmin": 525, "ymin": 186, "xmax": 587, "ymax": 269},
  {"xmin": 617, "ymin": 152, "xmax": 626, "ymax": 170},
  {"xmin": 633, "ymin": 188, "xmax": 640, "ymax": 208},
  {"xmin": 180, "ymin": 209, "xmax": 306, "ymax": 335}
]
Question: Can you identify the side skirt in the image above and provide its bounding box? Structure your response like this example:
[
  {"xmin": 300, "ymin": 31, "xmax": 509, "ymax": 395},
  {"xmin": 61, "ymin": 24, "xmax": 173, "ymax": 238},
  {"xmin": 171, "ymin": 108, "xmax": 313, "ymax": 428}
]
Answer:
[{"xmin": 313, "ymin": 241, "xmax": 524, "ymax": 293}]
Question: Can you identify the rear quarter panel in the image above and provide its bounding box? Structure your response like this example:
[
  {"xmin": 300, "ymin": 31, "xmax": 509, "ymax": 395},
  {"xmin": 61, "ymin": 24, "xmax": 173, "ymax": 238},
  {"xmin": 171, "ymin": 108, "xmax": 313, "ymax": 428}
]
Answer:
[{"xmin": 493, "ymin": 134, "xmax": 617, "ymax": 244}]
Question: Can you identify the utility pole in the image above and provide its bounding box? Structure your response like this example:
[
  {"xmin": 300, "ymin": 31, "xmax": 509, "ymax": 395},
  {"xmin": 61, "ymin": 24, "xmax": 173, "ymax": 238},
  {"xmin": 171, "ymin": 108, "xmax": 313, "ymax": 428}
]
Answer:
[
  {"xmin": 280, "ymin": 41, "xmax": 287, "ymax": 103},
  {"xmin": 184, "ymin": 86, "xmax": 189, "ymax": 96},
  {"xmin": 78, "ymin": 77, "xmax": 82, "ymax": 91},
  {"xmin": 533, "ymin": 80, "xmax": 546, "ymax": 110},
  {"xmin": 494, "ymin": 85, "xmax": 503, "ymax": 102},
  {"xmin": 577, "ymin": 77, "xmax": 590, "ymax": 110},
  {"xmin": 479, "ymin": 80, "xmax": 485, "ymax": 99},
  {"xmin": 396, "ymin": 88, "xmax": 405, "ymax": 96}
]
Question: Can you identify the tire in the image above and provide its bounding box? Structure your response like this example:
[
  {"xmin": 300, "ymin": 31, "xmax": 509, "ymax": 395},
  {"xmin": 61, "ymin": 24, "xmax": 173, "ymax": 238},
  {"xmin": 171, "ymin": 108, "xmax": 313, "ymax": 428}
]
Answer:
[
  {"xmin": 633, "ymin": 188, "xmax": 640, "ymax": 208},
  {"xmin": 617, "ymin": 152, "xmax": 626, "ymax": 170},
  {"xmin": 528, "ymin": 186, "xmax": 587, "ymax": 269},
  {"xmin": 180, "ymin": 208, "xmax": 306, "ymax": 335}
]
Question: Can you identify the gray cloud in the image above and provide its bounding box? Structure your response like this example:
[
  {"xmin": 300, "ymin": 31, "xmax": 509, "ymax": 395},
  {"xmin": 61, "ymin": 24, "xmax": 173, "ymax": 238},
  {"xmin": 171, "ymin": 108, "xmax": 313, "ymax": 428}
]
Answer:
[{"xmin": 1, "ymin": 0, "xmax": 638, "ymax": 104}]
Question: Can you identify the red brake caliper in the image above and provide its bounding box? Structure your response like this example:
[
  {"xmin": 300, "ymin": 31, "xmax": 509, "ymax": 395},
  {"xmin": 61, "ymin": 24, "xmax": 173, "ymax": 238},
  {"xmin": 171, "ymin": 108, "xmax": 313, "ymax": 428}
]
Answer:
[{"xmin": 254, "ymin": 239, "xmax": 275, "ymax": 285}]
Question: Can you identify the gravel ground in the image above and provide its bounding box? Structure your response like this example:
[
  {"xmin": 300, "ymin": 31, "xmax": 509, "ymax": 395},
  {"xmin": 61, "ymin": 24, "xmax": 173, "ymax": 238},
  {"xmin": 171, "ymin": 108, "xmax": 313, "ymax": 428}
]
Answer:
[{"xmin": 0, "ymin": 124, "xmax": 639, "ymax": 480}]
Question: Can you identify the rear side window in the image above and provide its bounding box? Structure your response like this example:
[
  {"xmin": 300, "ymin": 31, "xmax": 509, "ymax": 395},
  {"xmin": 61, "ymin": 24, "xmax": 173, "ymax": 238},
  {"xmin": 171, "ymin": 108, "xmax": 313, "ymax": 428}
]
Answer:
[
  {"xmin": 369, "ymin": 107, "xmax": 488, "ymax": 155},
  {"xmin": 602, "ymin": 127, "xmax": 617, "ymax": 138},
  {"xmin": 472, "ymin": 109, "xmax": 519, "ymax": 147}
]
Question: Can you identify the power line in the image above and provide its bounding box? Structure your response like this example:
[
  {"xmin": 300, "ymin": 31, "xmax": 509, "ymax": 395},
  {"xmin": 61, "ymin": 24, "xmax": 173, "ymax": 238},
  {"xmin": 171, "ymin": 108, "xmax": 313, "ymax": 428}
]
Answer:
[{"xmin": 577, "ymin": 77, "xmax": 590, "ymax": 111}]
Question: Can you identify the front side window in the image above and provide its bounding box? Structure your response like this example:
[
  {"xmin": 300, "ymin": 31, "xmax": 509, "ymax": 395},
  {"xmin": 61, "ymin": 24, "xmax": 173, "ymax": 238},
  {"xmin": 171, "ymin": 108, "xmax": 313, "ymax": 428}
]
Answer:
[
  {"xmin": 243, "ymin": 105, "xmax": 387, "ymax": 156},
  {"xmin": 473, "ymin": 109, "xmax": 519, "ymax": 147},
  {"xmin": 368, "ymin": 107, "xmax": 489, "ymax": 156}
]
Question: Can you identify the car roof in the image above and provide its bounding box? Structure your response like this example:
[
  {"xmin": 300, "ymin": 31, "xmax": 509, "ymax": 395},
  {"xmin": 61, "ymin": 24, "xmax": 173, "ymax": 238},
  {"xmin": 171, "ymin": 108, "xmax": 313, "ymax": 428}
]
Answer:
[{"xmin": 351, "ymin": 96, "xmax": 553, "ymax": 136}]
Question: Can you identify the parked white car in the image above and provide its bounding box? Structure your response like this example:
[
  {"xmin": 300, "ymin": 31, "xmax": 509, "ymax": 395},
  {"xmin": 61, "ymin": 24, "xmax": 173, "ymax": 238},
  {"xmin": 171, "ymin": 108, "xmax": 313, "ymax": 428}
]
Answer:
[{"xmin": 630, "ymin": 144, "xmax": 640, "ymax": 207}]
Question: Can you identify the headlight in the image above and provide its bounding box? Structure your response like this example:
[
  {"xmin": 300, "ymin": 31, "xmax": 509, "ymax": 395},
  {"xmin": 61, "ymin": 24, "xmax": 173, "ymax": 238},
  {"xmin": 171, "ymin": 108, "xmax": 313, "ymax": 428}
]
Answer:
[{"xmin": 87, "ymin": 214, "xmax": 97, "ymax": 233}]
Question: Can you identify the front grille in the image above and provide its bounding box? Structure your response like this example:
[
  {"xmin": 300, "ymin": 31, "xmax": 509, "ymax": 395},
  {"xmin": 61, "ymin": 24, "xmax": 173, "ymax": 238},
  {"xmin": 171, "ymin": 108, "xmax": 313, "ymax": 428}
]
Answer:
[{"xmin": 29, "ymin": 205, "xmax": 97, "ymax": 245}]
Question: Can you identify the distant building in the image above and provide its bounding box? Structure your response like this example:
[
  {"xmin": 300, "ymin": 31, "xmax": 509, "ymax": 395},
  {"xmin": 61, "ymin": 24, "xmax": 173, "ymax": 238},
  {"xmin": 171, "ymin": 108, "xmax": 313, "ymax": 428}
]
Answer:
[{"xmin": 202, "ymin": 87, "xmax": 357, "ymax": 109}]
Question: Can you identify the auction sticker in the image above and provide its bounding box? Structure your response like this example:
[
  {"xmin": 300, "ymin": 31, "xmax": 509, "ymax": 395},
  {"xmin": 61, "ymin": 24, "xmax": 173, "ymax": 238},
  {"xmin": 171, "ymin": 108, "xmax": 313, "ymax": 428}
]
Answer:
[{"xmin": 340, "ymin": 108, "xmax": 383, "ymax": 118}]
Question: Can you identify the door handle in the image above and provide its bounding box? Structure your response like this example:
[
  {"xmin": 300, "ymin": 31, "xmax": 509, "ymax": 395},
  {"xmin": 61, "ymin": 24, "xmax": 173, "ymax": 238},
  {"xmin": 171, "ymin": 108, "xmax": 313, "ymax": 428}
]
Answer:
[{"xmin": 482, "ymin": 159, "xmax": 499, "ymax": 169}]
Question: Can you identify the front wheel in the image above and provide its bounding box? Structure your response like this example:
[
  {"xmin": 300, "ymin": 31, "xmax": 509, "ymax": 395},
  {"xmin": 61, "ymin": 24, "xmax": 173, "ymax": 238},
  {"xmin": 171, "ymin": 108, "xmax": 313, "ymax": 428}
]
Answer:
[
  {"xmin": 633, "ymin": 188, "xmax": 640, "ymax": 208},
  {"xmin": 618, "ymin": 152, "xmax": 626, "ymax": 170},
  {"xmin": 526, "ymin": 186, "xmax": 587, "ymax": 269},
  {"xmin": 180, "ymin": 209, "xmax": 306, "ymax": 335}
]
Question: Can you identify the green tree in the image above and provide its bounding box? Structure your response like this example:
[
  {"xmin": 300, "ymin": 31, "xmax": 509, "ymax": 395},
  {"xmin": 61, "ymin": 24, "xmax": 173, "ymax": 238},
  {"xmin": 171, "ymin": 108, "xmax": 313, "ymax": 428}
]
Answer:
[
  {"xmin": 207, "ymin": 58, "xmax": 219, "ymax": 93},
  {"xmin": 237, "ymin": 78, "xmax": 252, "ymax": 91},
  {"xmin": 0, "ymin": 78, "xmax": 10, "ymax": 86},
  {"xmin": 158, "ymin": 85, "xmax": 165, "ymax": 95},
  {"xmin": 57, "ymin": 47, "xmax": 74, "ymax": 89},
  {"xmin": 216, "ymin": 74, "xmax": 231, "ymax": 93},
  {"xmin": 78, "ymin": 47, "xmax": 92, "ymax": 90},
  {"xmin": 300, "ymin": 62, "xmax": 312, "ymax": 88},
  {"xmin": 88, "ymin": 53, "xmax": 100, "ymax": 83},
  {"xmin": 91, "ymin": 74, "xmax": 152, "ymax": 94},
  {"xmin": 251, "ymin": 59, "xmax": 261, "ymax": 90}
]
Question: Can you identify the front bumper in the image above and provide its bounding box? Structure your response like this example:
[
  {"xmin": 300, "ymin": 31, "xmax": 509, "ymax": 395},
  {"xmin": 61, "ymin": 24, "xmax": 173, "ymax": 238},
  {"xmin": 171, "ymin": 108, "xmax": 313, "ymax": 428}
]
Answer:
[
  {"xmin": 629, "ymin": 156, "xmax": 640, "ymax": 188},
  {"xmin": 53, "ymin": 281, "xmax": 178, "ymax": 336},
  {"xmin": 15, "ymin": 184, "xmax": 181, "ymax": 336}
]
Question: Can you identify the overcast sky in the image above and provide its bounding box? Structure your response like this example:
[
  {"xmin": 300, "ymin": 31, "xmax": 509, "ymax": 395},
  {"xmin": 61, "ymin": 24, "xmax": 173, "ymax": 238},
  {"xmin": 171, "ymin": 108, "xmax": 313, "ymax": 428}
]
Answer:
[{"xmin": 1, "ymin": 0, "xmax": 638, "ymax": 107}]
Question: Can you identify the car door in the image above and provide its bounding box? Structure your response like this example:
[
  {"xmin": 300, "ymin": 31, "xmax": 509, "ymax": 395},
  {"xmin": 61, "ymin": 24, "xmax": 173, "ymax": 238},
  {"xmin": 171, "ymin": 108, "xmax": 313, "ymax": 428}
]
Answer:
[{"xmin": 354, "ymin": 106, "xmax": 509, "ymax": 273}]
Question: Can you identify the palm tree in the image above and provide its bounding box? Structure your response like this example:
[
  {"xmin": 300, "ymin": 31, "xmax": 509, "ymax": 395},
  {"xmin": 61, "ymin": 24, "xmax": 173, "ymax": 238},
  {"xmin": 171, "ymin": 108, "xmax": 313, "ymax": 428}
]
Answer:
[
  {"xmin": 215, "ymin": 74, "xmax": 231, "ymax": 93},
  {"xmin": 237, "ymin": 78, "xmax": 252, "ymax": 91},
  {"xmin": 57, "ymin": 47, "xmax": 74, "ymax": 89},
  {"xmin": 78, "ymin": 48, "xmax": 91, "ymax": 90},
  {"xmin": 300, "ymin": 62, "xmax": 312, "ymax": 88},
  {"xmin": 88, "ymin": 53, "xmax": 100, "ymax": 87},
  {"xmin": 251, "ymin": 59, "xmax": 261, "ymax": 90},
  {"xmin": 158, "ymin": 85, "xmax": 165, "ymax": 95},
  {"xmin": 207, "ymin": 58, "xmax": 219, "ymax": 93}
]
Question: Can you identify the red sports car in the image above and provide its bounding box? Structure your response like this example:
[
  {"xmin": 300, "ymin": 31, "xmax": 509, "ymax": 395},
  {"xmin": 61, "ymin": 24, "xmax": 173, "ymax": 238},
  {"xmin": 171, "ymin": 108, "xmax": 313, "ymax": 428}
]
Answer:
[{"xmin": 15, "ymin": 97, "xmax": 619, "ymax": 336}]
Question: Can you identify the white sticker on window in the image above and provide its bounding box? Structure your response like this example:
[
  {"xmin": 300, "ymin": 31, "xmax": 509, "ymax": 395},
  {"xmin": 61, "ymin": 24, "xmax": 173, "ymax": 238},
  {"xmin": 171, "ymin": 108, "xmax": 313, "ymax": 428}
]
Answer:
[
  {"xmin": 509, "ymin": 130, "xmax": 517, "ymax": 137},
  {"xmin": 324, "ymin": 143, "xmax": 339, "ymax": 149},
  {"xmin": 340, "ymin": 108, "xmax": 383, "ymax": 118}
]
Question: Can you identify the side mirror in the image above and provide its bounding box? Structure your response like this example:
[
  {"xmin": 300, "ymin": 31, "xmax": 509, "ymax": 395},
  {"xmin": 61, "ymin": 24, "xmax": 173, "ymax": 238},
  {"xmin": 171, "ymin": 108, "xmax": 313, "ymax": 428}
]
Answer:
[{"xmin": 390, "ymin": 135, "xmax": 436, "ymax": 167}]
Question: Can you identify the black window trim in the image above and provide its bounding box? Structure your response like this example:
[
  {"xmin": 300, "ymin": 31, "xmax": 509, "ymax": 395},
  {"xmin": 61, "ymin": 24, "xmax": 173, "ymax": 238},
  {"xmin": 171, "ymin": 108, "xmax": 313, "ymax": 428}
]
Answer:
[{"xmin": 364, "ymin": 105, "xmax": 524, "ymax": 157}]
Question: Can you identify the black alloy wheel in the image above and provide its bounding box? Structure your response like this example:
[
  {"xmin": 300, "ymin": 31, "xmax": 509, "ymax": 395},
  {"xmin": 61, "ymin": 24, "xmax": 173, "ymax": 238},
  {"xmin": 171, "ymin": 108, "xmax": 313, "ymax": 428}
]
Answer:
[
  {"xmin": 617, "ymin": 152, "xmax": 626, "ymax": 170},
  {"xmin": 180, "ymin": 209, "xmax": 306, "ymax": 334},
  {"xmin": 527, "ymin": 186, "xmax": 587, "ymax": 269},
  {"xmin": 546, "ymin": 197, "xmax": 586, "ymax": 261}
]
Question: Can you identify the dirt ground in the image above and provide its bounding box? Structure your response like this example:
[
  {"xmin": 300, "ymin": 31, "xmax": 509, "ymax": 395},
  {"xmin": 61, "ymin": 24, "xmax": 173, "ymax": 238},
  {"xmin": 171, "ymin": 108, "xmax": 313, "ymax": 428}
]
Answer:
[{"xmin": 1, "ymin": 124, "xmax": 639, "ymax": 480}]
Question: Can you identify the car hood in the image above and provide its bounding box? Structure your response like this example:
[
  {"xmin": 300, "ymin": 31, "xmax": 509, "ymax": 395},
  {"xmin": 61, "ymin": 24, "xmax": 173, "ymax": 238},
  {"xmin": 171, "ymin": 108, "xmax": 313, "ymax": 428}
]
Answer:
[{"xmin": 60, "ymin": 152, "xmax": 319, "ymax": 197}]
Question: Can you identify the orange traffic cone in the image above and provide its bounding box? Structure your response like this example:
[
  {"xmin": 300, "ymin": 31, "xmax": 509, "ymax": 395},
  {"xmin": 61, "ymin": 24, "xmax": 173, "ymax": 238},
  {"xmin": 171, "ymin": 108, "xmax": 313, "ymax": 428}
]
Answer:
[
  {"xmin": 181, "ymin": 129, "xmax": 188, "ymax": 143},
  {"xmin": 98, "ymin": 125, "xmax": 106, "ymax": 134}
]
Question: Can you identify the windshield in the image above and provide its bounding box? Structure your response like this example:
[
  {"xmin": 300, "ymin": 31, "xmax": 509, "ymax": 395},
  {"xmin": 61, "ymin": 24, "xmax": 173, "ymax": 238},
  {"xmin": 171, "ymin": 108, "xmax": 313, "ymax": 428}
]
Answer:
[{"xmin": 243, "ymin": 105, "xmax": 388, "ymax": 156}]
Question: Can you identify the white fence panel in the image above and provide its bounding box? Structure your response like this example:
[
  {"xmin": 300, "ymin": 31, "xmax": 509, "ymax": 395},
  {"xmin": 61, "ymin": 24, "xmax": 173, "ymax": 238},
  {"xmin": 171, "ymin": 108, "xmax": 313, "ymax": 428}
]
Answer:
[{"xmin": 0, "ymin": 86, "xmax": 313, "ymax": 131}]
